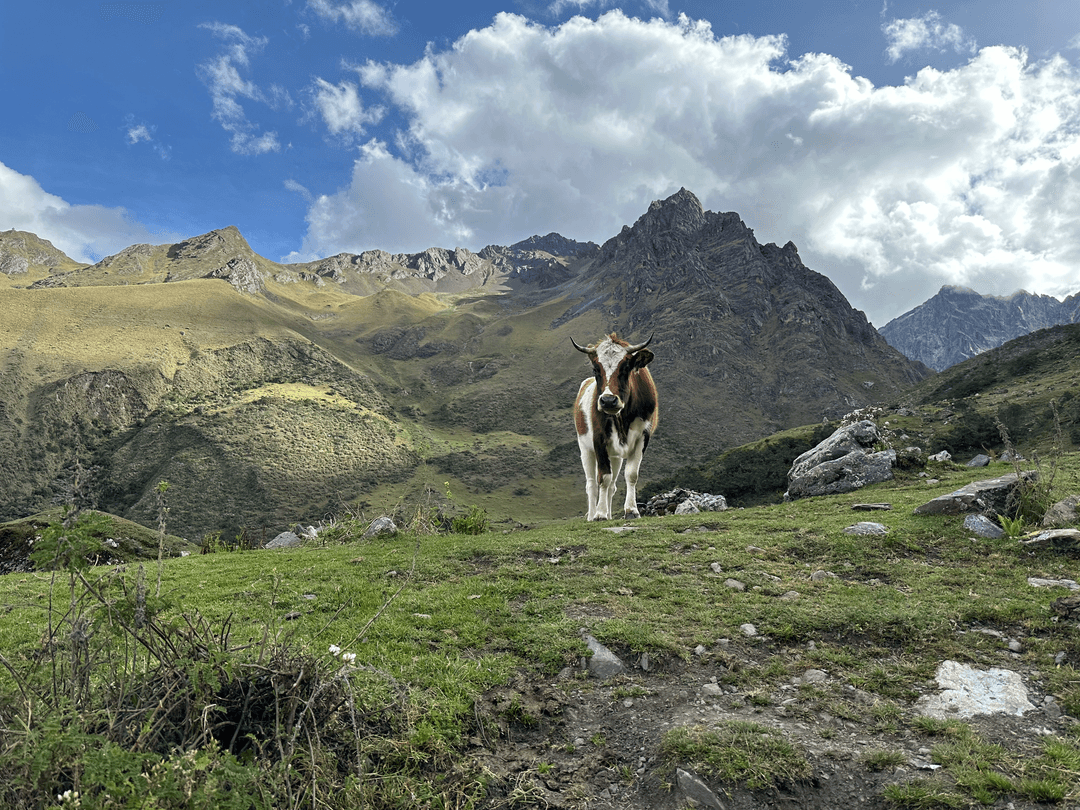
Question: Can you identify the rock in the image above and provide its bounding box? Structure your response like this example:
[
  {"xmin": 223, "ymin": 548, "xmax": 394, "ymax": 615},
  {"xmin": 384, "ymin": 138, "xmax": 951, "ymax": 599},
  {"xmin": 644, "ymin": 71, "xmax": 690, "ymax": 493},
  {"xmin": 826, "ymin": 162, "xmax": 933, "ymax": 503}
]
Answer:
[
  {"xmin": 644, "ymin": 488, "xmax": 727, "ymax": 516},
  {"xmin": 1051, "ymin": 595, "xmax": 1080, "ymax": 618},
  {"xmin": 843, "ymin": 522, "xmax": 888, "ymax": 536},
  {"xmin": 966, "ymin": 454, "xmax": 991, "ymax": 467},
  {"xmin": 852, "ymin": 503, "xmax": 892, "ymax": 511},
  {"xmin": 794, "ymin": 669, "xmax": 827, "ymax": 685},
  {"xmin": 928, "ymin": 450, "xmax": 952, "ymax": 462},
  {"xmin": 363, "ymin": 516, "xmax": 398, "ymax": 537},
  {"xmin": 786, "ymin": 421, "xmax": 894, "ymax": 498},
  {"xmin": 1020, "ymin": 528, "xmax": 1080, "ymax": 550},
  {"xmin": 702, "ymin": 683, "xmax": 723, "ymax": 697},
  {"xmin": 1042, "ymin": 495, "xmax": 1080, "ymax": 528},
  {"xmin": 810, "ymin": 570, "xmax": 835, "ymax": 582},
  {"xmin": 583, "ymin": 634, "xmax": 625, "ymax": 679},
  {"xmin": 916, "ymin": 661, "xmax": 1035, "ymax": 719},
  {"xmin": 676, "ymin": 768, "xmax": 724, "ymax": 810},
  {"xmin": 963, "ymin": 514, "xmax": 1005, "ymax": 539},
  {"xmin": 709, "ymin": 562, "xmax": 723, "ymax": 575},
  {"xmin": 724, "ymin": 579, "xmax": 745, "ymax": 592},
  {"xmin": 1028, "ymin": 577, "xmax": 1080, "ymax": 590},
  {"xmin": 913, "ymin": 472, "xmax": 1036, "ymax": 516},
  {"xmin": 739, "ymin": 623, "xmax": 757, "ymax": 637},
  {"xmin": 780, "ymin": 591, "xmax": 801, "ymax": 601},
  {"xmin": 266, "ymin": 530, "xmax": 302, "ymax": 549}
]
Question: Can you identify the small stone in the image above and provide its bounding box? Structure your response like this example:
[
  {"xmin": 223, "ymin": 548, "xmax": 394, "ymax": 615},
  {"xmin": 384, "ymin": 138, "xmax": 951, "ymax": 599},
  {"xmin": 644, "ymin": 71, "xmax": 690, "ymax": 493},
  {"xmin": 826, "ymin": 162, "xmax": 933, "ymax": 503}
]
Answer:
[
  {"xmin": 780, "ymin": 590, "xmax": 801, "ymax": 601},
  {"xmin": 746, "ymin": 545, "xmax": 766, "ymax": 554},
  {"xmin": 1008, "ymin": 639, "xmax": 1023, "ymax": 653},
  {"xmin": 724, "ymin": 578, "xmax": 745, "ymax": 592},
  {"xmin": 810, "ymin": 570, "xmax": 835, "ymax": 582},
  {"xmin": 967, "ymin": 454, "xmax": 991, "ymax": 467},
  {"xmin": 740, "ymin": 623, "xmax": 757, "ymax": 637},
  {"xmin": 694, "ymin": 644, "xmax": 707, "ymax": 656},
  {"xmin": 843, "ymin": 521, "xmax": 888, "ymax": 536},
  {"xmin": 709, "ymin": 562, "xmax": 723, "ymax": 574},
  {"xmin": 963, "ymin": 514, "xmax": 1005, "ymax": 539},
  {"xmin": 1055, "ymin": 652, "xmax": 1067, "ymax": 665},
  {"xmin": 584, "ymin": 634, "xmax": 626, "ymax": 679},
  {"xmin": 702, "ymin": 683, "xmax": 723, "ymax": 697},
  {"xmin": 676, "ymin": 769, "xmax": 724, "ymax": 810}
]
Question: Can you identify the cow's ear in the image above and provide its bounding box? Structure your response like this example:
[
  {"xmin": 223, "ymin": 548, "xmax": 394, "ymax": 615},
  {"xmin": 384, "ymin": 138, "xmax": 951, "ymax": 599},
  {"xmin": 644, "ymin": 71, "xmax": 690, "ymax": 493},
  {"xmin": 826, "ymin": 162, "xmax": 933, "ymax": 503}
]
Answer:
[{"xmin": 632, "ymin": 349, "xmax": 654, "ymax": 368}]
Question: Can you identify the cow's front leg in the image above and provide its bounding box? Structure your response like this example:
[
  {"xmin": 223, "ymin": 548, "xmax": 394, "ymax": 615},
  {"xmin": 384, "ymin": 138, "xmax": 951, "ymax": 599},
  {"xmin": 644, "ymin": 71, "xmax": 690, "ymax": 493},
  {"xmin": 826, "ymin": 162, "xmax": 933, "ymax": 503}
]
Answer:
[
  {"xmin": 579, "ymin": 443, "xmax": 600, "ymax": 521},
  {"xmin": 591, "ymin": 442, "xmax": 614, "ymax": 521},
  {"xmin": 622, "ymin": 448, "xmax": 643, "ymax": 518}
]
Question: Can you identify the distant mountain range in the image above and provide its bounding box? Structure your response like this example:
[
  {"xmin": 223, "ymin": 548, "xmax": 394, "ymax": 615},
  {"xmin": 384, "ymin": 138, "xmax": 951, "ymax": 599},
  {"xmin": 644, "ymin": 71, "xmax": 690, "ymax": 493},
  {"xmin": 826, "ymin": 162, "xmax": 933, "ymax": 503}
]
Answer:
[
  {"xmin": 880, "ymin": 286, "xmax": 1080, "ymax": 371},
  {"xmin": 0, "ymin": 189, "xmax": 929, "ymax": 538}
]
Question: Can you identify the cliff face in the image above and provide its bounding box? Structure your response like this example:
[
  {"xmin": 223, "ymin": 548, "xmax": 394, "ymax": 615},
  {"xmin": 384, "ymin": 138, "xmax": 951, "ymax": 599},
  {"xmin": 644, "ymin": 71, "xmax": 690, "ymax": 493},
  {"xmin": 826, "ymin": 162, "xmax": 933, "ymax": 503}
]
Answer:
[{"xmin": 881, "ymin": 286, "xmax": 1080, "ymax": 371}]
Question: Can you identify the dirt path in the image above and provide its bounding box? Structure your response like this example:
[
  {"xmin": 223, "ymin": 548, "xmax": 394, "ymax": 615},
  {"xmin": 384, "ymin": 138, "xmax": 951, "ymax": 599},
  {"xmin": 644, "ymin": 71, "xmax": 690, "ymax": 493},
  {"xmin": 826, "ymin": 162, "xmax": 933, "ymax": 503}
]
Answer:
[{"xmin": 474, "ymin": 644, "xmax": 1073, "ymax": 809}]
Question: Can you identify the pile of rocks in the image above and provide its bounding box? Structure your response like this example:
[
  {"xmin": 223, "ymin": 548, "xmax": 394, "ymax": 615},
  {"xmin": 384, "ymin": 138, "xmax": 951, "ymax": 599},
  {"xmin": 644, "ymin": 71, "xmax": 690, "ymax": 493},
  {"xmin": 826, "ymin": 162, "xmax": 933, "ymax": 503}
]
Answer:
[{"xmin": 643, "ymin": 488, "xmax": 727, "ymax": 516}]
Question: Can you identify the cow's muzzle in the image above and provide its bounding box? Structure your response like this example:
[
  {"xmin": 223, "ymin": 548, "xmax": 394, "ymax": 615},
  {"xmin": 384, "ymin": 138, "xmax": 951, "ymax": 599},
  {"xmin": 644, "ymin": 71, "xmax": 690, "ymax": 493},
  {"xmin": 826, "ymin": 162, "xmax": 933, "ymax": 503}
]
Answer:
[{"xmin": 598, "ymin": 393, "xmax": 621, "ymax": 414}]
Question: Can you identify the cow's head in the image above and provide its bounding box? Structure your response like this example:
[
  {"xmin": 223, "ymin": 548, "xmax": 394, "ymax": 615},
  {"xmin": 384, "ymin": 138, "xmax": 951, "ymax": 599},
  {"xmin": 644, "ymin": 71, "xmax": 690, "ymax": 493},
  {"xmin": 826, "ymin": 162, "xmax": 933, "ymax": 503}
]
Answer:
[{"xmin": 571, "ymin": 333, "xmax": 654, "ymax": 415}]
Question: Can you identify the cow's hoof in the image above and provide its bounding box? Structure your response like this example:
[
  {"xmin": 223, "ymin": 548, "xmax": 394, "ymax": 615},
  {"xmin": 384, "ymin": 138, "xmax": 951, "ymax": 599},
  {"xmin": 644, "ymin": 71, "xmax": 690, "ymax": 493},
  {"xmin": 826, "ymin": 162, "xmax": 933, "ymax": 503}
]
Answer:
[{"xmin": 624, "ymin": 510, "xmax": 641, "ymax": 519}]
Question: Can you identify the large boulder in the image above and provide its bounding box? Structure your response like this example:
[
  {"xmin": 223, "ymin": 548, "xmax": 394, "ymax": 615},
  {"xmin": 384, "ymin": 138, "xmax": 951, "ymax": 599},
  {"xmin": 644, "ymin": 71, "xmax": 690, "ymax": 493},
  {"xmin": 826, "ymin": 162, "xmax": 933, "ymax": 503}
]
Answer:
[
  {"xmin": 786, "ymin": 420, "xmax": 895, "ymax": 499},
  {"xmin": 913, "ymin": 472, "xmax": 1036, "ymax": 516}
]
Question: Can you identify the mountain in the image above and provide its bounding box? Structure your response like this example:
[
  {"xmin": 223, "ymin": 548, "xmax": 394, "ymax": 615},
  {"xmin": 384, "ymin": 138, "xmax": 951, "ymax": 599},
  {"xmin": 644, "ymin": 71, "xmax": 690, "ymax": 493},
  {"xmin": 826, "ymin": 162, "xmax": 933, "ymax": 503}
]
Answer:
[
  {"xmin": 0, "ymin": 190, "xmax": 930, "ymax": 539},
  {"xmin": 880, "ymin": 285, "xmax": 1080, "ymax": 371}
]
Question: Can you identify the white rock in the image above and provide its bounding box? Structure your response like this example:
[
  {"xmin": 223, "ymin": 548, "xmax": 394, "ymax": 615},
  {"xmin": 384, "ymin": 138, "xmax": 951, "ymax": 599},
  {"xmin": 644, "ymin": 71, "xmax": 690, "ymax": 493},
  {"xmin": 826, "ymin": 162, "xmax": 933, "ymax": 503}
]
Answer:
[{"xmin": 916, "ymin": 661, "xmax": 1035, "ymax": 719}]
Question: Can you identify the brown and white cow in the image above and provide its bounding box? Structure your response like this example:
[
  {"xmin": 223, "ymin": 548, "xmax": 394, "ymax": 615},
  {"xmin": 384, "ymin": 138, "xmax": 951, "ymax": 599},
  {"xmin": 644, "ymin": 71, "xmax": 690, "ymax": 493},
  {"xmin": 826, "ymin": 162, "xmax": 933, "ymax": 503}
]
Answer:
[{"xmin": 572, "ymin": 333, "xmax": 658, "ymax": 520}]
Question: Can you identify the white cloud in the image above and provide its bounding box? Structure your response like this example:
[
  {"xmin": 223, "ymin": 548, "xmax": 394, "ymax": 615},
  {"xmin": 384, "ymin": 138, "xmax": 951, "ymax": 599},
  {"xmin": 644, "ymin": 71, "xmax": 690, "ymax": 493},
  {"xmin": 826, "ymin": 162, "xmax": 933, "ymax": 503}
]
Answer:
[
  {"xmin": 882, "ymin": 10, "xmax": 976, "ymax": 64},
  {"xmin": 0, "ymin": 161, "xmax": 181, "ymax": 263},
  {"xmin": 291, "ymin": 11, "xmax": 1080, "ymax": 324},
  {"xmin": 124, "ymin": 115, "xmax": 172, "ymax": 160},
  {"xmin": 306, "ymin": 0, "xmax": 397, "ymax": 36},
  {"xmin": 197, "ymin": 22, "xmax": 281, "ymax": 155},
  {"xmin": 310, "ymin": 77, "xmax": 384, "ymax": 140},
  {"xmin": 126, "ymin": 124, "xmax": 152, "ymax": 144}
]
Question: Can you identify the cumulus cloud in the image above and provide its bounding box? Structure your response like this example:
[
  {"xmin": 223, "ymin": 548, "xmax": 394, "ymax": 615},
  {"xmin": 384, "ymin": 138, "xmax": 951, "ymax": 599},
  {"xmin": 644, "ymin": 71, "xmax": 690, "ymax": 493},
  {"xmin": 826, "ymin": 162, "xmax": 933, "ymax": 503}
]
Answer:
[
  {"xmin": 291, "ymin": 11, "xmax": 1080, "ymax": 324},
  {"xmin": 882, "ymin": 10, "xmax": 976, "ymax": 64},
  {"xmin": 306, "ymin": 0, "xmax": 397, "ymax": 36},
  {"xmin": 197, "ymin": 22, "xmax": 281, "ymax": 155},
  {"xmin": 310, "ymin": 77, "xmax": 384, "ymax": 140},
  {"xmin": 0, "ymin": 161, "xmax": 181, "ymax": 263}
]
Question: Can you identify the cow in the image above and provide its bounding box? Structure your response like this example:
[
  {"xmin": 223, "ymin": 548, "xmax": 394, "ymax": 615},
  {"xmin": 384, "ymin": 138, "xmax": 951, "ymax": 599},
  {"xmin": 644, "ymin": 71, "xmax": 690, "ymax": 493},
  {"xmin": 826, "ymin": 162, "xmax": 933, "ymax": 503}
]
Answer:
[{"xmin": 571, "ymin": 333, "xmax": 658, "ymax": 521}]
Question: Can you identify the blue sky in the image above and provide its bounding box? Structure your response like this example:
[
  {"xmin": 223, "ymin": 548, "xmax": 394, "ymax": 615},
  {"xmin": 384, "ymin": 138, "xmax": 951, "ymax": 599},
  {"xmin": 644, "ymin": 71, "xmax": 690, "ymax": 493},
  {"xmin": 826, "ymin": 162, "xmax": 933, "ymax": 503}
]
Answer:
[{"xmin": 2, "ymin": 0, "xmax": 1080, "ymax": 325}]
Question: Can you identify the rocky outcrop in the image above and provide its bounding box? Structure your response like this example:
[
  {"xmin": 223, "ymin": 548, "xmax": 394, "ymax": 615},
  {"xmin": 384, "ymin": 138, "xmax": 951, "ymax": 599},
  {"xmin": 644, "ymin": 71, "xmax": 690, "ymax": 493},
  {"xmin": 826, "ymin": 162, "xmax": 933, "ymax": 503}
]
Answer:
[
  {"xmin": 913, "ymin": 472, "xmax": 1036, "ymax": 516},
  {"xmin": 786, "ymin": 421, "xmax": 895, "ymax": 499},
  {"xmin": 881, "ymin": 285, "xmax": 1080, "ymax": 371}
]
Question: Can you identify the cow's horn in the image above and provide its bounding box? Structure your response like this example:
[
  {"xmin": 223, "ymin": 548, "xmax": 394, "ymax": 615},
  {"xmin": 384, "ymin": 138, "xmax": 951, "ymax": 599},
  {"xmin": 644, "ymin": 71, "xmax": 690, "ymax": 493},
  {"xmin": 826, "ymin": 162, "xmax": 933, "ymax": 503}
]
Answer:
[
  {"xmin": 570, "ymin": 337, "xmax": 591, "ymax": 354},
  {"xmin": 626, "ymin": 334, "xmax": 654, "ymax": 354}
]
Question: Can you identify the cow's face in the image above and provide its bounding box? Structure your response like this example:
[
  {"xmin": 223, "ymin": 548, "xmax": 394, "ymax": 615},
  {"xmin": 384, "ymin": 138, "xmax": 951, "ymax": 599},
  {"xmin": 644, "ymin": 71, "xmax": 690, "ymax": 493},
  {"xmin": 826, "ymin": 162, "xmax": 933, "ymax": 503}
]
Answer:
[{"xmin": 576, "ymin": 335, "xmax": 654, "ymax": 416}]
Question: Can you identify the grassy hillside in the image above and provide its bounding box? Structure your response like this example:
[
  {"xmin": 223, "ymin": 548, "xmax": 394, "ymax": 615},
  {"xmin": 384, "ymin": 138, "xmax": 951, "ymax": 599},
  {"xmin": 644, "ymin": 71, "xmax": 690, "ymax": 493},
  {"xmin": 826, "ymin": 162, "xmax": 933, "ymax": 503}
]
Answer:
[{"xmin": 0, "ymin": 450, "xmax": 1078, "ymax": 808}]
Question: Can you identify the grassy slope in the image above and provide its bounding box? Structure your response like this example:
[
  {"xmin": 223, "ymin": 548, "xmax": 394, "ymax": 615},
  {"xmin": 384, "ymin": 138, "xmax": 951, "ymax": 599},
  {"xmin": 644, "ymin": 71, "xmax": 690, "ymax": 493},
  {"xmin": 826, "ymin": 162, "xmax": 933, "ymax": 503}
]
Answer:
[{"xmin": 0, "ymin": 451, "xmax": 1078, "ymax": 807}]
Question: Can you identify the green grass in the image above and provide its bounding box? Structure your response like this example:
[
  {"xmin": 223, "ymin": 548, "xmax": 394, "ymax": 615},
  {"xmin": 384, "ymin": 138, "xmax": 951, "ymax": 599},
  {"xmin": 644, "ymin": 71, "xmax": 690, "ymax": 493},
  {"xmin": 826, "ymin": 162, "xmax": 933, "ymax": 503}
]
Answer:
[{"xmin": 0, "ymin": 453, "xmax": 1078, "ymax": 807}]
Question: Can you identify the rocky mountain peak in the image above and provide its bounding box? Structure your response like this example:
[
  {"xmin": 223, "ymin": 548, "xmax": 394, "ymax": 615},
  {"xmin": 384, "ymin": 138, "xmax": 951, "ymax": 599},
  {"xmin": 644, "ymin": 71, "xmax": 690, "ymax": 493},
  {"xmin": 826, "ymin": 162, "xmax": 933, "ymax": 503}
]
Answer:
[
  {"xmin": 508, "ymin": 233, "xmax": 597, "ymax": 258},
  {"xmin": 881, "ymin": 285, "xmax": 1080, "ymax": 370},
  {"xmin": 167, "ymin": 225, "xmax": 253, "ymax": 263},
  {"xmin": 0, "ymin": 230, "xmax": 75, "ymax": 275}
]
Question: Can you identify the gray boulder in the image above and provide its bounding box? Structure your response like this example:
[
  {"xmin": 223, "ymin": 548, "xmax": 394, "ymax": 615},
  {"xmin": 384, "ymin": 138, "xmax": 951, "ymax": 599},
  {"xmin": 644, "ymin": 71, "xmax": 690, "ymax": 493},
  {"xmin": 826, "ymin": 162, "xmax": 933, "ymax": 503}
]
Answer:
[
  {"xmin": 1043, "ymin": 495, "xmax": 1080, "ymax": 528},
  {"xmin": 966, "ymin": 454, "xmax": 991, "ymax": 468},
  {"xmin": 787, "ymin": 421, "xmax": 894, "ymax": 498},
  {"xmin": 963, "ymin": 514, "xmax": 1005, "ymax": 538},
  {"xmin": 913, "ymin": 472, "xmax": 1036, "ymax": 516},
  {"xmin": 583, "ymin": 634, "xmax": 625, "ymax": 679},
  {"xmin": 363, "ymin": 516, "xmax": 398, "ymax": 537},
  {"xmin": 266, "ymin": 530, "xmax": 302, "ymax": 549}
]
